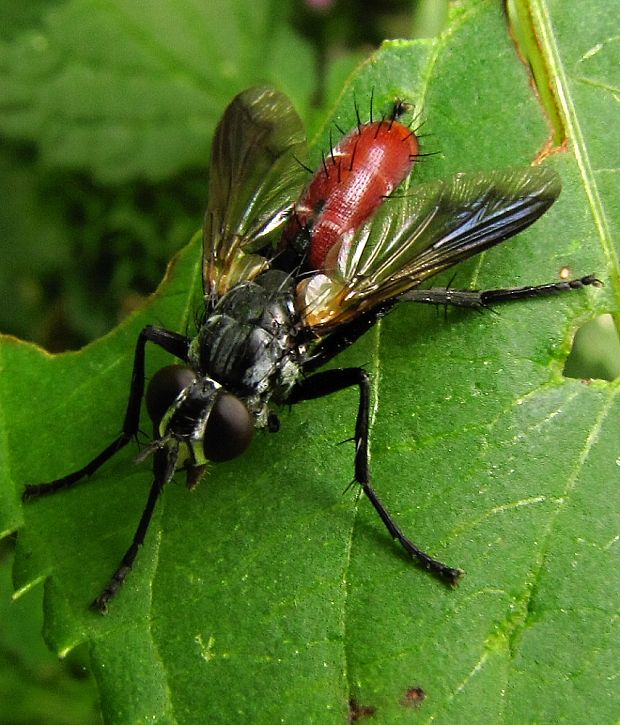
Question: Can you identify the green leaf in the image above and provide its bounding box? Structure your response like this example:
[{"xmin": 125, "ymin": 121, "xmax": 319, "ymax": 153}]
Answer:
[
  {"xmin": 3, "ymin": 0, "xmax": 619, "ymax": 723},
  {"xmin": 0, "ymin": 541, "xmax": 100, "ymax": 724},
  {"xmin": 0, "ymin": 0, "xmax": 314, "ymax": 182}
]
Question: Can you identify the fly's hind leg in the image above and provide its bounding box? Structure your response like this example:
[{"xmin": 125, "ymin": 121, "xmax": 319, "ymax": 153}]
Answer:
[
  {"xmin": 288, "ymin": 367, "xmax": 463, "ymax": 585},
  {"xmin": 402, "ymin": 274, "xmax": 600, "ymax": 308}
]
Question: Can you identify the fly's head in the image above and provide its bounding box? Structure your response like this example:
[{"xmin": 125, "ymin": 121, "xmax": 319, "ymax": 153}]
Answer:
[{"xmin": 143, "ymin": 365, "xmax": 255, "ymax": 485}]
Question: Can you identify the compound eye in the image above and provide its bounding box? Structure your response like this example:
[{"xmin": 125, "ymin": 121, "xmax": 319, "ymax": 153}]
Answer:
[
  {"xmin": 204, "ymin": 393, "xmax": 254, "ymax": 462},
  {"xmin": 146, "ymin": 365, "xmax": 196, "ymax": 427}
]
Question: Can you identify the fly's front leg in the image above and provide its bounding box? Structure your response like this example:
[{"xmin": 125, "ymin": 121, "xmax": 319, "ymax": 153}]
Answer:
[
  {"xmin": 91, "ymin": 445, "xmax": 176, "ymax": 614},
  {"xmin": 23, "ymin": 325, "xmax": 191, "ymax": 501},
  {"xmin": 288, "ymin": 368, "xmax": 463, "ymax": 585}
]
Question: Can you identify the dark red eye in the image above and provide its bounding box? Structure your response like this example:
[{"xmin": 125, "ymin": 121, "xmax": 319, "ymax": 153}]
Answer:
[
  {"xmin": 203, "ymin": 393, "xmax": 254, "ymax": 462},
  {"xmin": 146, "ymin": 365, "xmax": 196, "ymax": 427}
]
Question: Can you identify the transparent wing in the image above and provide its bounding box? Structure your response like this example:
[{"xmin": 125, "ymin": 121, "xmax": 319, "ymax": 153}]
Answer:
[
  {"xmin": 299, "ymin": 166, "xmax": 561, "ymax": 329},
  {"xmin": 204, "ymin": 86, "xmax": 308, "ymax": 302}
]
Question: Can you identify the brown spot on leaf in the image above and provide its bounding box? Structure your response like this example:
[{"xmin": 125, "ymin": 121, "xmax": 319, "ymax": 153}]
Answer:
[
  {"xmin": 401, "ymin": 686, "xmax": 426, "ymax": 707},
  {"xmin": 349, "ymin": 698, "xmax": 376, "ymax": 722},
  {"xmin": 533, "ymin": 136, "xmax": 568, "ymax": 165}
]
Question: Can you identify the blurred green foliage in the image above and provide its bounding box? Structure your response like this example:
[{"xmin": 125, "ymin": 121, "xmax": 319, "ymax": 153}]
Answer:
[{"xmin": 0, "ymin": 0, "xmax": 450, "ymax": 352}]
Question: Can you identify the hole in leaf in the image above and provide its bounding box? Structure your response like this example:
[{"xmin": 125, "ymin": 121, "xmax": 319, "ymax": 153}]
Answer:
[{"xmin": 564, "ymin": 314, "xmax": 620, "ymax": 381}]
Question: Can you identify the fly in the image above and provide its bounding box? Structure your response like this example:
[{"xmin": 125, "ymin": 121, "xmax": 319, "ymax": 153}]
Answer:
[{"xmin": 23, "ymin": 86, "xmax": 600, "ymax": 613}]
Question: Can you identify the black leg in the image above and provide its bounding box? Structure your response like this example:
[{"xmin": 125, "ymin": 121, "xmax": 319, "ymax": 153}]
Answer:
[
  {"xmin": 288, "ymin": 368, "xmax": 463, "ymax": 585},
  {"xmin": 402, "ymin": 274, "xmax": 600, "ymax": 308},
  {"xmin": 301, "ymin": 301, "xmax": 396, "ymax": 374},
  {"xmin": 303, "ymin": 274, "xmax": 600, "ymax": 374},
  {"xmin": 91, "ymin": 445, "xmax": 176, "ymax": 614},
  {"xmin": 23, "ymin": 325, "xmax": 190, "ymax": 501},
  {"xmin": 267, "ymin": 412, "xmax": 280, "ymax": 432}
]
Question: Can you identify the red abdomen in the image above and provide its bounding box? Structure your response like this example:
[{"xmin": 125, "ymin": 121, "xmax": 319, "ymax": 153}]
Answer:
[{"xmin": 282, "ymin": 114, "xmax": 419, "ymax": 270}]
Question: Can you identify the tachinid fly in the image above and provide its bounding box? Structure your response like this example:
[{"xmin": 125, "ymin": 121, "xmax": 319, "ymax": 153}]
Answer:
[{"xmin": 23, "ymin": 86, "xmax": 599, "ymax": 613}]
